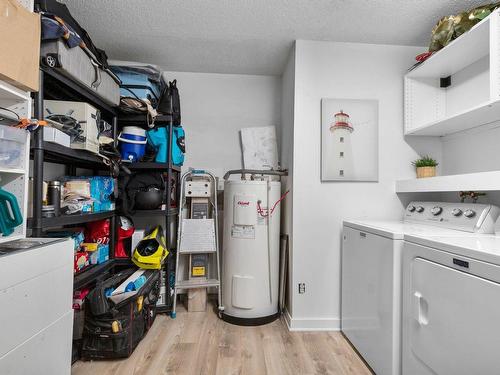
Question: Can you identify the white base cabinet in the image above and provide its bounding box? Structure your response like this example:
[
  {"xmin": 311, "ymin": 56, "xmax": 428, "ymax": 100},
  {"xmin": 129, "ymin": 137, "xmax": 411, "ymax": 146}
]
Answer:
[{"xmin": 0, "ymin": 238, "xmax": 74, "ymax": 375}]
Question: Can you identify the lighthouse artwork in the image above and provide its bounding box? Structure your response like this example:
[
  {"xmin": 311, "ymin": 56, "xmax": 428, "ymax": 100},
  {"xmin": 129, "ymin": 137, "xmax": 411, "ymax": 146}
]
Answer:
[
  {"xmin": 321, "ymin": 98, "xmax": 378, "ymax": 181},
  {"xmin": 329, "ymin": 110, "xmax": 355, "ymax": 179}
]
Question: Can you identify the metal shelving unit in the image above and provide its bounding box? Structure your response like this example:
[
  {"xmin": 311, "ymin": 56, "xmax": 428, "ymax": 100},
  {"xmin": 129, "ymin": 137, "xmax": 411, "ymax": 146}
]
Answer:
[
  {"xmin": 37, "ymin": 141, "xmax": 108, "ymax": 169},
  {"xmin": 118, "ymin": 113, "xmax": 173, "ymax": 125},
  {"xmin": 127, "ymin": 162, "xmax": 181, "ymax": 172},
  {"xmin": 132, "ymin": 208, "xmax": 178, "ymax": 217},
  {"xmin": 117, "ymin": 106, "xmax": 181, "ymax": 314},
  {"xmin": 73, "ymin": 259, "xmax": 116, "ymax": 290},
  {"xmin": 27, "ymin": 211, "xmax": 115, "ymax": 229},
  {"xmin": 30, "ymin": 65, "xmax": 181, "ymax": 312},
  {"xmin": 30, "ymin": 67, "xmax": 119, "ymax": 289}
]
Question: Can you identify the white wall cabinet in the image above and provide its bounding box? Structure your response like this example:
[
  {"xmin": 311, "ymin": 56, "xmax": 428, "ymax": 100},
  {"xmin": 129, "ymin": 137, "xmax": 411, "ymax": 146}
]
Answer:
[{"xmin": 404, "ymin": 9, "xmax": 500, "ymax": 136}]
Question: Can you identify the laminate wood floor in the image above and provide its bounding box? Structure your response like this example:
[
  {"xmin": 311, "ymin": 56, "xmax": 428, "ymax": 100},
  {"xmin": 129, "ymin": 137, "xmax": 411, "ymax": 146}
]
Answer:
[{"xmin": 72, "ymin": 303, "xmax": 372, "ymax": 375}]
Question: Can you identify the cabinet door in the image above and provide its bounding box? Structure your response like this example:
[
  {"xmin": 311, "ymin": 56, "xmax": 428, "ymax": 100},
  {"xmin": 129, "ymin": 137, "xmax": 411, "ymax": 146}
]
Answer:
[
  {"xmin": 408, "ymin": 258, "xmax": 500, "ymax": 375},
  {"xmin": 341, "ymin": 226, "xmax": 398, "ymax": 375}
]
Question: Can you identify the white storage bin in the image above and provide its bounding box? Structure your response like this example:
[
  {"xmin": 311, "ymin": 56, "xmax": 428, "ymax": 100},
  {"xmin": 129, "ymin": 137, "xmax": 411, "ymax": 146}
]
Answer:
[
  {"xmin": 0, "ymin": 125, "xmax": 25, "ymax": 169},
  {"xmin": 43, "ymin": 100, "xmax": 100, "ymax": 154}
]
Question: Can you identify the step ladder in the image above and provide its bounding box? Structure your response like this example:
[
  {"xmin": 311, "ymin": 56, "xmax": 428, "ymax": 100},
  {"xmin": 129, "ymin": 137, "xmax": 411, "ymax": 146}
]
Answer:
[{"xmin": 171, "ymin": 169, "xmax": 223, "ymax": 318}]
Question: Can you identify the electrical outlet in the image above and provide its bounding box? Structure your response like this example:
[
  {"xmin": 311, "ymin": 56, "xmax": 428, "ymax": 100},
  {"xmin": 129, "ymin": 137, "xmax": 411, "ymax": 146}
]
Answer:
[{"xmin": 298, "ymin": 283, "xmax": 306, "ymax": 294}]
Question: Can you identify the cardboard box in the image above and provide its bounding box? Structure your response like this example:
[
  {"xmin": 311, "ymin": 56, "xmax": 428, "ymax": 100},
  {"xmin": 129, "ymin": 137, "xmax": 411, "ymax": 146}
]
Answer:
[
  {"xmin": 43, "ymin": 126, "xmax": 71, "ymax": 148},
  {"xmin": 0, "ymin": 0, "xmax": 40, "ymax": 91},
  {"xmin": 187, "ymin": 288, "xmax": 207, "ymax": 312}
]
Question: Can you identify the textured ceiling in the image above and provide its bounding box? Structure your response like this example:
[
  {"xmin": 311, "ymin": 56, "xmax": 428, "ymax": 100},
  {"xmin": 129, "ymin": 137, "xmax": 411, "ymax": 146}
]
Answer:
[{"xmin": 62, "ymin": 0, "xmax": 486, "ymax": 75}]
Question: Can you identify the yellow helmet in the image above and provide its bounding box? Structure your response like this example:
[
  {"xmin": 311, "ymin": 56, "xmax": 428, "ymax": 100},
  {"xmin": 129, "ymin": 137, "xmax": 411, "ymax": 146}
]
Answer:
[{"xmin": 132, "ymin": 226, "xmax": 168, "ymax": 269}]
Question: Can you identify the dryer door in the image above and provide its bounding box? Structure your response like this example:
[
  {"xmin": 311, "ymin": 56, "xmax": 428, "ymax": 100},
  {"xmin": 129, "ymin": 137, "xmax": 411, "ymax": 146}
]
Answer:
[{"xmin": 408, "ymin": 258, "xmax": 500, "ymax": 375}]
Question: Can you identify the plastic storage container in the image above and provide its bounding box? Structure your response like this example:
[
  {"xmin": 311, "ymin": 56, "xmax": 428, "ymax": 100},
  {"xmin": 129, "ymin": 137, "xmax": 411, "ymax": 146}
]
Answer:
[
  {"xmin": 110, "ymin": 64, "xmax": 164, "ymax": 107},
  {"xmin": 0, "ymin": 125, "xmax": 25, "ymax": 170}
]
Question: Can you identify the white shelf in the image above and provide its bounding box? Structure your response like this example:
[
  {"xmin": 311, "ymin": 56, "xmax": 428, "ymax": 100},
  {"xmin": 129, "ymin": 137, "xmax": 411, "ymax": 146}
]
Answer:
[
  {"xmin": 407, "ymin": 15, "xmax": 490, "ymax": 79},
  {"xmin": 406, "ymin": 99, "xmax": 500, "ymax": 136},
  {"xmin": 396, "ymin": 171, "xmax": 500, "ymax": 193},
  {"xmin": 0, "ymin": 80, "xmax": 30, "ymax": 107},
  {"xmin": 0, "ymin": 167, "xmax": 26, "ymax": 174},
  {"xmin": 404, "ymin": 9, "xmax": 500, "ymax": 136},
  {"xmin": 0, "ymin": 234, "xmax": 24, "ymax": 245},
  {"xmin": 0, "ymin": 126, "xmax": 30, "ymax": 241}
]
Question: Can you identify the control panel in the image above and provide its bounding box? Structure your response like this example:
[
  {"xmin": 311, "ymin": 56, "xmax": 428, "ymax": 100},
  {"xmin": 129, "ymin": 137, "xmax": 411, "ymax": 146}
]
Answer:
[{"xmin": 404, "ymin": 201, "xmax": 500, "ymax": 234}]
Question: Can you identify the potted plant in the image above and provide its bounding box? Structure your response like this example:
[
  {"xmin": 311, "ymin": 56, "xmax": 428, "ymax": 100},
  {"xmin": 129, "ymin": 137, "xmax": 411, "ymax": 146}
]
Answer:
[{"xmin": 412, "ymin": 156, "xmax": 438, "ymax": 178}]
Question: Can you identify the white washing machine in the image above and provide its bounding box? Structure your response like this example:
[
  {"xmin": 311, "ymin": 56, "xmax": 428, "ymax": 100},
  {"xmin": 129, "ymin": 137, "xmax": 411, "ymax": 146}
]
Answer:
[
  {"xmin": 403, "ymin": 234, "xmax": 500, "ymax": 375},
  {"xmin": 342, "ymin": 201, "xmax": 499, "ymax": 375}
]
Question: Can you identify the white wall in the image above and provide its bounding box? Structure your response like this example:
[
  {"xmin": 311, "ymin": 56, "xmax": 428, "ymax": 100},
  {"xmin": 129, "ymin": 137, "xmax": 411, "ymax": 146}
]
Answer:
[
  {"xmin": 287, "ymin": 40, "xmax": 441, "ymax": 330},
  {"xmin": 163, "ymin": 71, "xmax": 282, "ymax": 179},
  {"xmin": 438, "ymin": 121, "xmax": 500, "ymax": 210},
  {"xmin": 441, "ymin": 122, "xmax": 500, "ymax": 176}
]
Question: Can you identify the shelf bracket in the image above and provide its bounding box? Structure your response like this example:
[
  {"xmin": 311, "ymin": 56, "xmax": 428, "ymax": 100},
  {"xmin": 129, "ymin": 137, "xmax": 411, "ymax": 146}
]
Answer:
[{"xmin": 440, "ymin": 76, "xmax": 452, "ymax": 88}]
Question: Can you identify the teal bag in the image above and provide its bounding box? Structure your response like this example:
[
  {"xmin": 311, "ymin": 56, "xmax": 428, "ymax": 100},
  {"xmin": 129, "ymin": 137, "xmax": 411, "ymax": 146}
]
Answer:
[
  {"xmin": 147, "ymin": 126, "xmax": 185, "ymax": 166},
  {"xmin": 0, "ymin": 187, "xmax": 23, "ymax": 237}
]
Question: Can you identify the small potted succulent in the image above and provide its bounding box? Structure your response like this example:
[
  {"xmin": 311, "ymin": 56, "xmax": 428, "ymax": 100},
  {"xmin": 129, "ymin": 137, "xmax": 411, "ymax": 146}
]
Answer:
[{"xmin": 412, "ymin": 156, "xmax": 438, "ymax": 178}]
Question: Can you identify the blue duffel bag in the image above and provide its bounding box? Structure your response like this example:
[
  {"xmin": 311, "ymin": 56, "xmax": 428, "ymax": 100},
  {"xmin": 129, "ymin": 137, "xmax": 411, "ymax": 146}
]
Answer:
[
  {"xmin": 147, "ymin": 126, "xmax": 185, "ymax": 166},
  {"xmin": 110, "ymin": 64, "xmax": 164, "ymax": 107}
]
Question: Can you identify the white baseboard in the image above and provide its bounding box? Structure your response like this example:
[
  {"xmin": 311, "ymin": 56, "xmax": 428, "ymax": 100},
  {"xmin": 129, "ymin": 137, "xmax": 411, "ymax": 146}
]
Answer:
[{"xmin": 282, "ymin": 307, "xmax": 340, "ymax": 331}]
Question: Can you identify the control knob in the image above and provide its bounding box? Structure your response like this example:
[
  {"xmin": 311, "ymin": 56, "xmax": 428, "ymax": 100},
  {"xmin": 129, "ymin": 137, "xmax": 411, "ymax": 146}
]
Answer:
[
  {"xmin": 407, "ymin": 205, "xmax": 416, "ymax": 212},
  {"xmin": 451, "ymin": 208, "xmax": 463, "ymax": 217},
  {"xmin": 431, "ymin": 206, "xmax": 443, "ymax": 216},
  {"xmin": 416, "ymin": 206, "xmax": 425, "ymax": 213},
  {"xmin": 464, "ymin": 209, "xmax": 476, "ymax": 218}
]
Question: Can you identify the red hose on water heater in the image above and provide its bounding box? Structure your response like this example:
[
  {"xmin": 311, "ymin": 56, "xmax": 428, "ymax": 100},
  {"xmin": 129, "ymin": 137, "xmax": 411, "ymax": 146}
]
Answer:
[{"xmin": 257, "ymin": 190, "xmax": 290, "ymax": 217}]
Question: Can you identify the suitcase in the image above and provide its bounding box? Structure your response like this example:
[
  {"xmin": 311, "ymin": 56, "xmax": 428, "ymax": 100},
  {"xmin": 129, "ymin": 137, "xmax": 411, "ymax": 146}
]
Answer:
[
  {"xmin": 36, "ymin": 0, "xmax": 109, "ymax": 69},
  {"xmin": 110, "ymin": 65, "xmax": 163, "ymax": 107},
  {"xmin": 81, "ymin": 268, "xmax": 160, "ymax": 359},
  {"xmin": 41, "ymin": 40, "xmax": 120, "ymax": 106}
]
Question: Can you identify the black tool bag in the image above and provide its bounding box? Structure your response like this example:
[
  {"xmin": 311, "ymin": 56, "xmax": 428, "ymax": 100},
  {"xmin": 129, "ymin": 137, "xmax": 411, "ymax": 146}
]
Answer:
[{"xmin": 81, "ymin": 268, "xmax": 161, "ymax": 360}]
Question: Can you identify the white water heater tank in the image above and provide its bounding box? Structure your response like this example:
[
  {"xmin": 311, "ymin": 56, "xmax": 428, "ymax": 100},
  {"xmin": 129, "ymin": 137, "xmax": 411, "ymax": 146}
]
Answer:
[{"xmin": 222, "ymin": 179, "xmax": 281, "ymax": 325}]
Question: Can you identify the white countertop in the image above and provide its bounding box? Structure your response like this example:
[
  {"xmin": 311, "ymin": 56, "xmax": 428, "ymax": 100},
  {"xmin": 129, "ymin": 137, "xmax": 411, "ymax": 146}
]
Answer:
[
  {"xmin": 404, "ymin": 234, "xmax": 500, "ymax": 264},
  {"xmin": 343, "ymin": 219, "xmax": 485, "ymax": 240}
]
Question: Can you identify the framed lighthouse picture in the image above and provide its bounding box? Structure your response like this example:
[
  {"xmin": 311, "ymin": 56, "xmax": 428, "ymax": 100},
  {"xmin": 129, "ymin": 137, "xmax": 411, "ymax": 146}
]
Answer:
[{"xmin": 321, "ymin": 98, "xmax": 378, "ymax": 182}]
